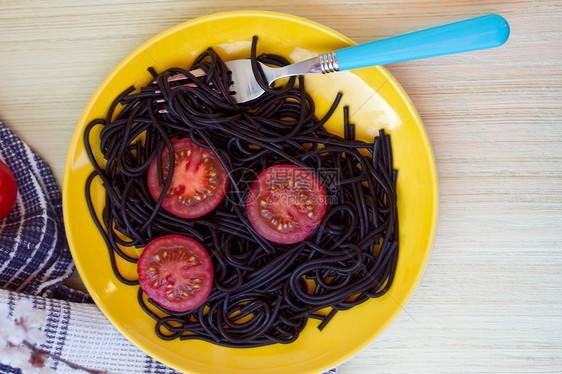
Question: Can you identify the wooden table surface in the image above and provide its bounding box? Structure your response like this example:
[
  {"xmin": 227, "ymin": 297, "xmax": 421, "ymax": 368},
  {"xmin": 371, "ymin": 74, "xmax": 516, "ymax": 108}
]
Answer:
[{"xmin": 1, "ymin": 1, "xmax": 561, "ymax": 373}]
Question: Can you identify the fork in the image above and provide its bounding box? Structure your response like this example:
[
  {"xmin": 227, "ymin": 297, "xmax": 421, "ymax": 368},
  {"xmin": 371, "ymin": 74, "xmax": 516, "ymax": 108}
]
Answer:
[{"xmin": 169, "ymin": 14, "xmax": 509, "ymax": 103}]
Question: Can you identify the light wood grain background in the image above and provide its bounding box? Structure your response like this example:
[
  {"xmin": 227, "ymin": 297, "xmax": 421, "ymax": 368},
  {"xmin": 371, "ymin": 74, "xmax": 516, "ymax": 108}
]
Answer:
[{"xmin": 1, "ymin": 1, "xmax": 561, "ymax": 373}]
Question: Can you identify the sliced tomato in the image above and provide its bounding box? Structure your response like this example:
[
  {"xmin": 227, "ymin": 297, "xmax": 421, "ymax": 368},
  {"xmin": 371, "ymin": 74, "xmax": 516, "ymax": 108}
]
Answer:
[
  {"xmin": 0, "ymin": 160, "xmax": 17, "ymax": 221},
  {"xmin": 147, "ymin": 138, "xmax": 228, "ymax": 219},
  {"xmin": 137, "ymin": 235, "xmax": 213, "ymax": 312},
  {"xmin": 246, "ymin": 165, "xmax": 327, "ymax": 244}
]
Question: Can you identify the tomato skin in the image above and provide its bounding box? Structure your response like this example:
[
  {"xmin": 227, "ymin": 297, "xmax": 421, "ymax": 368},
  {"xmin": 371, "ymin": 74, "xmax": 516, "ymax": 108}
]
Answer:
[
  {"xmin": 246, "ymin": 165, "xmax": 327, "ymax": 244},
  {"xmin": 0, "ymin": 160, "xmax": 17, "ymax": 220},
  {"xmin": 147, "ymin": 138, "xmax": 229, "ymax": 219},
  {"xmin": 137, "ymin": 235, "xmax": 214, "ymax": 312}
]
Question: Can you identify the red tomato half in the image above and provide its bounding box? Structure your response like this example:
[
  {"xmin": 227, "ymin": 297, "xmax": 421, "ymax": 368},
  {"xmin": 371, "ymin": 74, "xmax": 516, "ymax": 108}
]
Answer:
[
  {"xmin": 147, "ymin": 138, "xmax": 228, "ymax": 219},
  {"xmin": 0, "ymin": 160, "xmax": 17, "ymax": 220},
  {"xmin": 137, "ymin": 235, "xmax": 214, "ymax": 312},
  {"xmin": 246, "ymin": 165, "xmax": 327, "ymax": 244}
]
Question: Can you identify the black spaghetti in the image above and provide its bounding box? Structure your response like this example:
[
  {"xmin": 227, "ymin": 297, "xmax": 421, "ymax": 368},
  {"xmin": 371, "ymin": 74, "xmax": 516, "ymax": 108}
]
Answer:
[{"xmin": 84, "ymin": 36, "xmax": 399, "ymax": 348}]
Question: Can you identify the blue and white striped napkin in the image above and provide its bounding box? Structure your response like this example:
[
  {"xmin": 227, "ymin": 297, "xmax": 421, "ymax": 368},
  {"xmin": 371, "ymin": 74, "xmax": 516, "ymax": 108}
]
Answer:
[{"xmin": 0, "ymin": 120, "xmax": 338, "ymax": 374}]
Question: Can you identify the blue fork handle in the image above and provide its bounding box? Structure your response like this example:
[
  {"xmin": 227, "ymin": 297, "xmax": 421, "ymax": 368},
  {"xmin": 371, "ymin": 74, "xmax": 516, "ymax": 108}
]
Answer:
[{"xmin": 335, "ymin": 14, "xmax": 510, "ymax": 70}]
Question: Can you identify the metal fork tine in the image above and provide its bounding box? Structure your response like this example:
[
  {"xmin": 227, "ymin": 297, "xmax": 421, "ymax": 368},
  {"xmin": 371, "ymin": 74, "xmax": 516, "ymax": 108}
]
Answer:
[{"xmin": 151, "ymin": 68, "xmax": 206, "ymax": 84}]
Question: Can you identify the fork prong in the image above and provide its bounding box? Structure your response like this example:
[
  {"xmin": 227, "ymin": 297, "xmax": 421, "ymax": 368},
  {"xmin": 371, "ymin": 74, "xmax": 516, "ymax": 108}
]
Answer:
[
  {"xmin": 152, "ymin": 68, "xmax": 206, "ymax": 84},
  {"xmin": 225, "ymin": 59, "xmax": 267, "ymax": 103},
  {"xmin": 154, "ymin": 82, "xmax": 198, "ymax": 94}
]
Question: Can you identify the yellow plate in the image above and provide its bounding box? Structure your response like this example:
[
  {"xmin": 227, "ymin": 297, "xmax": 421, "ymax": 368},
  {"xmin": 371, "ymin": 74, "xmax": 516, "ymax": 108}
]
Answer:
[{"xmin": 63, "ymin": 11, "xmax": 438, "ymax": 374}]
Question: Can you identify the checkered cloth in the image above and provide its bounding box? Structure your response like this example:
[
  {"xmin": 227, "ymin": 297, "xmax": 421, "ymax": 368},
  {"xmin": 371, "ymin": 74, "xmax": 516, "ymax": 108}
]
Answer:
[{"xmin": 0, "ymin": 121, "xmax": 338, "ymax": 374}]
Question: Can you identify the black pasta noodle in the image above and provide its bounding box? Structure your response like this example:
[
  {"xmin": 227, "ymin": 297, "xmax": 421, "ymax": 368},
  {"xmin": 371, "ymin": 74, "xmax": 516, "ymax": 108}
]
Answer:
[{"xmin": 84, "ymin": 36, "xmax": 399, "ymax": 348}]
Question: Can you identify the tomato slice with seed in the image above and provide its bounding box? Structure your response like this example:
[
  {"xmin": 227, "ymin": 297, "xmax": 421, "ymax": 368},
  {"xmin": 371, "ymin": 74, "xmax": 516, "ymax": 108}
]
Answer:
[
  {"xmin": 246, "ymin": 165, "xmax": 327, "ymax": 244},
  {"xmin": 137, "ymin": 235, "xmax": 213, "ymax": 312},
  {"xmin": 147, "ymin": 138, "xmax": 228, "ymax": 219}
]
